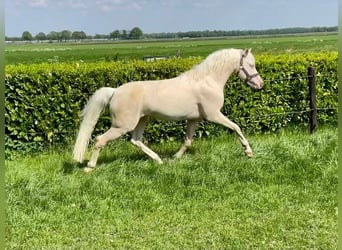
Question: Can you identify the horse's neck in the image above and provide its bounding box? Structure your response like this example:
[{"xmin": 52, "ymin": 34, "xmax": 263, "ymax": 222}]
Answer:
[
  {"xmin": 209, "ymin": 53, "xmax": 239, "ymax": 87},
  {"xmin": 181, "ymin": 49, "xmax": 240, "ymax": 87},
  {"xmin": 212, "ymin": 66, "xmax": 235, "ymax": 87}
]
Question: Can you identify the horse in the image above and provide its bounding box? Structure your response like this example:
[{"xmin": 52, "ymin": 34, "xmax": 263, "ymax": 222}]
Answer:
[{"xmin": 73, "ymin": 48, "xmax": 264, "ymax": 172}]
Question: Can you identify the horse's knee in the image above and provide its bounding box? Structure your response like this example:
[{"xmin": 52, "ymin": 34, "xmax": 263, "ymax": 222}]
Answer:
[
  {"xmin": 184, "ymin": 139, "xmax": 192, "ymax": 147},
  {"xmin": 94, "ymin": 136, "xmax": 106, "ymax": 149}
]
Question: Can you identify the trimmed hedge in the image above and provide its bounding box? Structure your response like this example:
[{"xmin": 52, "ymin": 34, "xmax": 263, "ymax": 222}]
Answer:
[{"xmin": 5, "ymin": 52, "xmax": 338, "ymax": 155}]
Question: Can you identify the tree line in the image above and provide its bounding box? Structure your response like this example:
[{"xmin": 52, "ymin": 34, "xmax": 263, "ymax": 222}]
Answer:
[
  {"xmin": 150, "ymin": 26, "xmax": 338, "ymax": 39},
  {"xmin": 5, "ymin": 26, "xmax": 337, "ymax": 42},
  {"xmin": 6, "ymin": 27, "xmax": 144, "ymax": 42}
]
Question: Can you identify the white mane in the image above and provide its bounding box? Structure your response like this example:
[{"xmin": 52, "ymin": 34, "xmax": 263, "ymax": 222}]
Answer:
[{"xmin": 180, "ymin": 48, "xmax": 241, "ymax": 80}]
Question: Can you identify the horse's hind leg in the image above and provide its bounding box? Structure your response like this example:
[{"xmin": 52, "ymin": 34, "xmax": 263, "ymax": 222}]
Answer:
[
  {"xmin": 174, "ymin": 120, "xmax": 198, "ymax": 158},
  {"xmin": 131, "ymin": 117, "xmax": 163, "ymax": 164},
  {"xmin": 86, "ymin": 127, "xmax": 129, "ymax": 172}
]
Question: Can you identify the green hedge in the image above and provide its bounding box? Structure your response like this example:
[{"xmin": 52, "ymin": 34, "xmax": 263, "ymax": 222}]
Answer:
[{"xmin": 5, "ymin": 52, "xmax": 338, "ymax": 156}]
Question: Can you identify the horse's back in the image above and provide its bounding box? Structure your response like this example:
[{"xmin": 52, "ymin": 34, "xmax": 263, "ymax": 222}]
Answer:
[{"xmin": 112, "ymin": 79, "xmax": 202, "ymax": 121}]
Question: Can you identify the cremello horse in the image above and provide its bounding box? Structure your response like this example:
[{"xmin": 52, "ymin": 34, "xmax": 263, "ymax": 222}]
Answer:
[{"xmin": 73, "ymin": 48, "xmax": 264, "ymax": 172}]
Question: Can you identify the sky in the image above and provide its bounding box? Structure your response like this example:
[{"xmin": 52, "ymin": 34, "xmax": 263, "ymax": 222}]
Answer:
[{"xmin": 5, "ymin": 0, "xmax": 338, "ymax": 37}]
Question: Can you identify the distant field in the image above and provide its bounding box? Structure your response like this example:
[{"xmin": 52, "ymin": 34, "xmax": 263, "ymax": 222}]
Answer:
[{"xmin": 5, "ymin": 33, "xmax": 338, "ymax": 64}]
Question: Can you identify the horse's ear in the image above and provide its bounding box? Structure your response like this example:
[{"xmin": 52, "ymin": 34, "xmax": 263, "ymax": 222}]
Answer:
[{"xmin": 243, "ymin": 48, "xmax": 251, "ymax": 56}]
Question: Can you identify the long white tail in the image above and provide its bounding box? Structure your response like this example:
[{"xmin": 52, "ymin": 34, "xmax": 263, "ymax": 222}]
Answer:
[{"xmin": 73, "ymin": 87, "xmax": 116, "ymax": 163}]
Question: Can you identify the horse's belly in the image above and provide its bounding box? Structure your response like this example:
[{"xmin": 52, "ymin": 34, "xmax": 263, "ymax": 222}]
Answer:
[
  {"xmin": 143, "ymin": 82, "xmax": 202, "ymax": 120},
  {"xmin": 148, "ymin": 105, "xmax": 200, "ymax": 121},
  {"xmin": 150, "ymin": 111, "xmax": 200, "ymax": 121}
]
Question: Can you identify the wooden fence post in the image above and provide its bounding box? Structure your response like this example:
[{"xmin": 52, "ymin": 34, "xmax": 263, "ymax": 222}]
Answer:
[{"xmin": 308, "ymin": 66, "xmax": 317, "ymax": 133}]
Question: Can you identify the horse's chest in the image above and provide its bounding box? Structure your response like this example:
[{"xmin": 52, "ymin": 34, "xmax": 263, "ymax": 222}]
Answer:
[{"xmin": 198, "ymin": 87, "xmax": 224, "ymax": 107}]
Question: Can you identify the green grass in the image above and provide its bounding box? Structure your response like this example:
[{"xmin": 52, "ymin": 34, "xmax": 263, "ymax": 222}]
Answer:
[
  {"xmin": 6, "ymin": 127, "xmax": 337, "ymax": 249},
  {"xmin": 5, "ymin": 33, "xmax": 338, "ymax": 64}
]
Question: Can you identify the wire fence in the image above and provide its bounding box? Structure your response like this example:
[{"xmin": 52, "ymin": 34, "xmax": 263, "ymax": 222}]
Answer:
[
  {"xmin": 4, "ymin": 73, "xmax": 333, "ymax": 98},
  {"xmin": 9, "ymin": 107, "xmax": 336, "ymax": 137},
  {"xmin": 5, "ymin": 72, "xmax": 338, "ymax": 142}
]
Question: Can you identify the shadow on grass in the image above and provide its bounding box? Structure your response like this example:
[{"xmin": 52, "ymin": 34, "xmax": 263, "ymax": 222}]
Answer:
[
  {"xmin": 60, "ymin": 143, "xmax": 197, "ymax": 174},
  {"xmin": 61, "ymin": 152, "xmax": 150, "ymax": 174},
  {"xmin": 96, "ymin": 143, "xmax": 192, "ymax": 164},
  {"xmin": 99, "ymin": 152, "xmax": 149, "ymax": 164},
  {"xmin": 61, "ymin": 161, "xmax": 84, "ymax": 174}
]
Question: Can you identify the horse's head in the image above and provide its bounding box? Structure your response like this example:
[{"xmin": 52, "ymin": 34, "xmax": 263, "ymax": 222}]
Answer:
[{"xmin": 237, "ymin": 49, "xmax": 264, "ymax": 90}]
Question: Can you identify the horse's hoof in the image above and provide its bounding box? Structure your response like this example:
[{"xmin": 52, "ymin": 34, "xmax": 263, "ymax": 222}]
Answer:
[
  {"xmin": 245, "ymin": 151, "xmax": 253, "ymax": 158},
  {"xmin": 173, "ymin": 153, "xmax": 181, "ymax": 159},
  {"xmin": 84, "ymin": 166, "xmax": 95, "ymax": 173}
]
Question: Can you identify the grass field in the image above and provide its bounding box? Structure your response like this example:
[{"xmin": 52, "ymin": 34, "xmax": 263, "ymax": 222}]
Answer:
[
  {"xmin": 6, "ymin": 33, "xmax": 338, "ymax": 248},
  {"xmin": 5, "ymin": 127, "xmax": 337, "ymax": 249},
  {"xmin": 5, "ymin": 33, "xmax": 338, "ymax": 64}
]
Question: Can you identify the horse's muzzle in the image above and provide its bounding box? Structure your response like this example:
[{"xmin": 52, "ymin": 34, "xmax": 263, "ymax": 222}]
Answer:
[{"xmin": 247, "ymin": 79, "xmax": 264, "ymax": 90}]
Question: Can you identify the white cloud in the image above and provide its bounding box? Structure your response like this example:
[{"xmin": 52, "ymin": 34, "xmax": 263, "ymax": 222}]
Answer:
[
  {"xmin": 94, "ymin": 0, "xmax": 146, "ymax": 12},
  {"xmin": 128, "ymin": 1, "xmax": 145, "ymax": 11},
  {"xmin": 27, "ymin": 0, "xmax": 48, "ymax": 7},
  {"xmin": 161, "ymin": 0, "xmax": 183, "ymax": 7},
  {"xmin": 8, "ymin": 0, "xmax": 49, "ymax": 8},
  {"xmin": 8, "ymin": 0, "xmax": 147, "ymax": 11},
  {"xmin": 69, "ymin": 0, "xmax": 88, "ymax": 9},
  {"xmin": 161, "ymin": 0, "xmax": 217, "ymax": 7}
]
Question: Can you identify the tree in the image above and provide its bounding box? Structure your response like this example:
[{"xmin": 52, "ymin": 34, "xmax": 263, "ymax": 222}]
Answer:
[
  {"xmin": 94, "ymin": 34, "xmax": 109, "ymax": 39},
  {"xmin": 60, "ymin": 30, "xmax": 72, "ymax": 42},
  {"xmin": 121, "ymin": 30, "xmax": 128, "ymax": 40},
  {"xmin": 35, "ymin": 32, "xmax": 47, "ymax": 41},
  {"xmin": 72, "ymin": 31, "xmax": 87, "ymax": 41},
  {"xmin": 129, "ymin": 27, "xmax": 143, "ymax": 39},
  {"xmin": 47, "ymin": 31, "xmax": 58, "ymax": 41},
  {"xmin": 22, "ymin": 31, "xmax": 32, "ymax": 41},
  {"xmin": 110, "ymin": 30, "xmax": 121, "ymax": 40},
  {"xmin": 79, "ymin": 31, "xmax": 87, "ymax": 40}
]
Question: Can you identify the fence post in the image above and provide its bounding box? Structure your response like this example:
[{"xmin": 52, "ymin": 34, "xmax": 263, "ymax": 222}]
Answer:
[{"xmin": 308, "ymin": 66, "xmax": 317, "ymax": 133}]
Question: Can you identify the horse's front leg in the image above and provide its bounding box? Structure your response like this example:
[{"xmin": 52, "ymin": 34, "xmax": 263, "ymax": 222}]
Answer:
[
  {"xmin": 174, "ymin": 120, "xmax": 198, "ymax": 158},
  {"xmin": 206, "ymin": 112, "xmax": 253, "ymax": 157}
]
